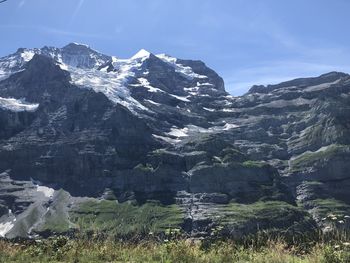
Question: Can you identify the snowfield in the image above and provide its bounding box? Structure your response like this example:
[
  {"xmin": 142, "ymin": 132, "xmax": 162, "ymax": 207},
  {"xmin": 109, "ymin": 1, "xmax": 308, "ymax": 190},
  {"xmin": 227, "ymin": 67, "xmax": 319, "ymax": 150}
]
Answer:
[
  {"xmin": 156, "ymin": 54, "xmax": 208, "ymax": 80},
  {"xmin": 0, "ymin": 45, "xmax": 216, "ymax": 115}
]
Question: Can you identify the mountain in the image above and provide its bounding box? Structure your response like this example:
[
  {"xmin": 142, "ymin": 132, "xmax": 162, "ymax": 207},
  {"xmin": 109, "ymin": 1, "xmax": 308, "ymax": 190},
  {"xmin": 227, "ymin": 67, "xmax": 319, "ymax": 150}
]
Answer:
[{"xmin": 0, "ymin": 43, "xmax": 349, "ymax": 239}]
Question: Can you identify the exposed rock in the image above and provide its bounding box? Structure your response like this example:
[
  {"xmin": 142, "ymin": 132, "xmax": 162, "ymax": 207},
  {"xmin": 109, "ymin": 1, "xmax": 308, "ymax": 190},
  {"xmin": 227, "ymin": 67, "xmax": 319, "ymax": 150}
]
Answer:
[{"xmin": 0, "ymin": 44, "xmax": 349, "ymax": 239}]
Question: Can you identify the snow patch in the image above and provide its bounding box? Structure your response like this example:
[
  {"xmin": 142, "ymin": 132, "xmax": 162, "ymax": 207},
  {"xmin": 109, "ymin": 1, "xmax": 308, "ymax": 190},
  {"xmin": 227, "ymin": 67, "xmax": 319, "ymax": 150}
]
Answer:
[
  {"xmin": 144, "ymin": 99, "xmax": 161, "ymax": 106},
  {"xmin": 57, "ymin": 62, "xmax": 69, "ymax": 71},
  {"xmin": 37, "ymin": 185, "xmax": 55, "ymax": 198},
  {"xmin": 132, "ymin": 78, "xmax": 163, "ymax": 93},
  {"xmin": 169, "ymin": 94, "xmax": 190, "ymax": 102},
  {"xmin": 72, "ymin": 42, "xmax": 90, "ymax": 48},
  {"xmin": 197, "ymin": 82, "xmax": 214, "ymax": 86},
  {"xmin": 223, "ymin": 123, "xmax": 239, "ymax": 130},
  {"xmin": 184, "ymin": 86, "xmax": 199, "ymax": 94},
  {"xmin": 0, "ymin": 97, "xmax": 39, "ymax": 112},
  {"xmin": 20, "ymin": 50, "xmax": 35, "ymax": 62},
  {"xmin": 0, "ymin": 221, "xmax": 14, "ymax": 237},
  {"xmin": 203, "ymin": 107, "xmax": 215, "ymax": 112},
  {"xmin": 156, "ymin": 54, "xmax": 207, "ymax": 80},
  {"xmin": 0, "ymin": 210, "xmax": 16, "ymax": 237},
  {"xmin": 0, "ymin": 70, "xmax": 9, "ymax": 81},
  {"xmin": 167, "ymin": 127, "xmax": 189, "ymax": 137},
  {"xmin": 222, "ymin": 108, "xmax": 237, "ymax": 112}
]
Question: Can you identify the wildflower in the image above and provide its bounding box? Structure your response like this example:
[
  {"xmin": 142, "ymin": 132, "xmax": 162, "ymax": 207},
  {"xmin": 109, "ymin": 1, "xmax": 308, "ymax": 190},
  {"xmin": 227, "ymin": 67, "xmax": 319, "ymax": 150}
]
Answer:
[
  {"xmin": 321, "ymin": 217, "xmax": 327, "ymax": 221},
  {"xmin": 334, "ymin": 245, "xmax": 340, "ymax": 249},
  {"xmin": 338, "ymin": 220, "xmax": 344, "ymax": 224},
  {"xmin": 344, "ymin": 215, "xmax": 350, "ymax": 219},
  {"xmin": 343, "ymin": 242, "xmax": 350, "ymax": 247}
]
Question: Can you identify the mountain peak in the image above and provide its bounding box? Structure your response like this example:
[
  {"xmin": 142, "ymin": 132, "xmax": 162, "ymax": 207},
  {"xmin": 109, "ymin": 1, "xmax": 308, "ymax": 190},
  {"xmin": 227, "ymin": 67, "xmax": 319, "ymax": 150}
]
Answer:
[
  {"xmin": 59, "ymin": 43, "xmax": 111, "ymax": 69},
  {"xmin": 63, "ymin": 42, "xmax": 91, "ymax": 50},
  {"xmin": 131, "ymin": 49, "xmax": 152, "ymax": 60}
]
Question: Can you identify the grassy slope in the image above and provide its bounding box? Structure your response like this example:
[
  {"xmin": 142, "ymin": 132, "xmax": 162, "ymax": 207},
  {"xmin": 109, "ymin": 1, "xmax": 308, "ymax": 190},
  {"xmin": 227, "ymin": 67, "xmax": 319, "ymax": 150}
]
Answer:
[
  {"xmin": 290, "ymin": 144, "xmax": 349, "ymax": 172},
  {"xmin": 220, "ymin": 201, "xmax": 308, "ymax": 224},
  {"xmin": 36, "ymin": 190, "xmax": 72, "ymax": 234},
  {"xmin": 70, "ymin": 200, "xmax": 184, "ymax": 237},
  {"xmin": 216, "ymin": 201, "xmax": 314, "ymax": 237},
  {"xmin": 310, "ymin": 198, "xmax": 350, "ymax": 219}
]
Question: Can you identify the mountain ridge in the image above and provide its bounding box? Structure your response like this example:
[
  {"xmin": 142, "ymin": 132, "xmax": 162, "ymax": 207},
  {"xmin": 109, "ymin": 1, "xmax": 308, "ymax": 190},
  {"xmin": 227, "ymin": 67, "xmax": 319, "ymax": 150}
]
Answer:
[{"xmin": 0, "ymin": 43, "xmax": 349, "ymax": 239}]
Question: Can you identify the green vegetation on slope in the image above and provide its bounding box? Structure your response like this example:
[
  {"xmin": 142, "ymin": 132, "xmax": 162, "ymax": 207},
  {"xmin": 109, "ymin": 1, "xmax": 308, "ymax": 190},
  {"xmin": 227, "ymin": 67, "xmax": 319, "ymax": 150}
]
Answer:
[
  {"xmin": 70, "ymin": 200, "xmax": 184, "ymax": 238},
  {"xmin": 311, "ymin": 198, "xmax": 350, "ymax": 219},
  {"xmin": 218, "ymin": 201, "xmax": 313, "ymax": 235},
  {"xmin": 291, "ymin": 144, "xmax": 349, "ymax": 172},
  {"xmin": 36, "ymin": 190, "xmax": 72, "ymax": 234}
]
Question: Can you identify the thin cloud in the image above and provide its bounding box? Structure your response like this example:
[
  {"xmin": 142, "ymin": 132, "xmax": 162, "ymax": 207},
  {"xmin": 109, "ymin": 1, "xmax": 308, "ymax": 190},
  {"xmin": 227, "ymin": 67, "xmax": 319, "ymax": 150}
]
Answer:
[{"xmin": 70, "ymin": 0, "xmax": 85, "ymax": 23}]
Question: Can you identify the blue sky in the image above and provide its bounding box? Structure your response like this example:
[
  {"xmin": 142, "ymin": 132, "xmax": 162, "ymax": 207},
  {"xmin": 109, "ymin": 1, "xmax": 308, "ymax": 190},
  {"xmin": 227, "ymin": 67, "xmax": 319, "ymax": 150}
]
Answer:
[{"xmin": 1, "ymin": 0, "xmax": 350, "ymax": 95}]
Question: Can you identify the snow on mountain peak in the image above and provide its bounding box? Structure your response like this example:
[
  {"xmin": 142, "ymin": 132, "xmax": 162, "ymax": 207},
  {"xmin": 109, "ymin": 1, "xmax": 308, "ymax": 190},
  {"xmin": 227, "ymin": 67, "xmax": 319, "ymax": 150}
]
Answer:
[
  {"xmin": 20, "ymin": 50, "xmax": 35, "ymax": 62},
  {"xmin": 131, "ymin": 49, "xmax": 151, "ymax": 60},
  {"xmin": 0, "ymin": 44, "xmax": 218, "ymax": 115},
  {"xmin": 71, "ymin": 42, "xmax": 90, "ymax": 48}
]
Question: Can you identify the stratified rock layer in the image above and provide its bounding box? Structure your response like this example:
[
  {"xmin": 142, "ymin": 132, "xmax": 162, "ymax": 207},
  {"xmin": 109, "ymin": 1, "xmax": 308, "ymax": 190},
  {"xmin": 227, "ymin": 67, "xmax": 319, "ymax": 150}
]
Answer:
[{"xmin": 0, "ymin": 44, "xmax": 349, "ymax": 238}]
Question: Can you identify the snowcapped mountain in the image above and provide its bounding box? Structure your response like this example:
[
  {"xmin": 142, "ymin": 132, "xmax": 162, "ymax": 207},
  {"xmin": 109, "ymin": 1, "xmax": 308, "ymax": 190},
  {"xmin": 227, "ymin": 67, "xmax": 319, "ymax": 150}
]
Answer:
[
  {"xmin": 0, "ymin": 43, "xmax": 226, "ymax": 114},
  {"xmin": 0, "ymin": 43, "xmax": 349, "ymax": 239},
  {"xmin": 0, "ymin": 43, "xmax": 232, "ymax": 141}
]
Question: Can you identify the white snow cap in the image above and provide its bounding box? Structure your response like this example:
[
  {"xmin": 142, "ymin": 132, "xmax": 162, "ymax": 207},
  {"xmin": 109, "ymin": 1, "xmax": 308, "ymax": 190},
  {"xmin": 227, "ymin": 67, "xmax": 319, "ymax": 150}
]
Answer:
[
  {"xmin": 131, "ymin": 49, "xmax": 151, "ymax": 60},
  {"xmin": 71, "ymin": 42, "xmax": 90, "ymax": 48},
  {"xmin": 20, "ymin": 50, "xmax": 35, "ymax": 62}
]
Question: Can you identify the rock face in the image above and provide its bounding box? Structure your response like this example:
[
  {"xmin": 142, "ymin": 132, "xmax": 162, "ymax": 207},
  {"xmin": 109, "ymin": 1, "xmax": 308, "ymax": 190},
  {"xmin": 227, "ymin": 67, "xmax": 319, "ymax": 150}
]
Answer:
[{"xmin": 0, "ymin": 43, "xmax": 349, "ymax": 239}]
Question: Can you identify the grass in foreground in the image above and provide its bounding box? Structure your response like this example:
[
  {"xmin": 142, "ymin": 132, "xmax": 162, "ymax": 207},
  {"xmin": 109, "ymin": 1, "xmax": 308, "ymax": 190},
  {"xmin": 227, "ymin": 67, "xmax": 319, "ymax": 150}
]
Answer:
[{"xmin": 0, "ymin": 236, "xmax": 349, "ymax": 263}]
